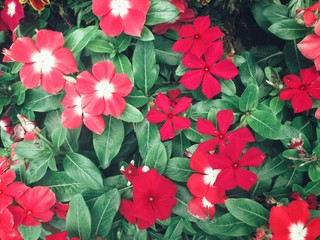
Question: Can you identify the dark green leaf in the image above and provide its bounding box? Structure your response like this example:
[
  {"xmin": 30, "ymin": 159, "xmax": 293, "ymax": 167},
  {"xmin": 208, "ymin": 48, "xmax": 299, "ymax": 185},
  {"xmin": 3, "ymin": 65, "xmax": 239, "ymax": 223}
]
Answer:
[
  {"xmin": 154, "ymin": 36, "xmax": 182, "ymax": 65},
  {"xmin": 14, "ymin": 140, "xmax": 49, "ymax": 159},
  {"xmin": 51, "ymin": 125, "xmax": 68, "ymax": 148},
  {"xmin": 26, "ymin": 155, "xmax": 52, "ymax": 184},
  {"xmin": 86, "ymin": 39, "xmax": 114, "ymax": 53},
  {"xmin": 163, "ymin": 217, "xmax": 184, "ymax": 240},
  {"xmin": 146, "ymin": 0, "xmax": 179, "ymax": 25},
  {"xmin": 24, "ymin": 88, "xmax": 63, "ymax": 112},
  {"xmin": 63, "ymin": 152, "xmax": 103, "ymax": 190},
  {"xmin": 221, "ymin": 80, "xmax": 236, "ymax": 96},
  {"xmin": 262, "ymin": 4, "xmax": 289, "ymax": 24},
  {"xmin": 239, "ymin": 84, "xmax": 259, "ymax": 112},
  {"xmin": 164, "ymin": 157, "xmax": 192, "ymax": 182},
  {"xmin": 65, "ymin": 26, "xmax": 98, "ymax": 54},
  {"xmin": 239, "ymin": 51, "xmax": 264, "ymax": 86},
  {"xmin": 66, "ymin": 194, "xmax": 91, "ymax": 240},
  {"xmin": 115, "ymin": 33, "xmax": 132, "ymax": 53},
  {"xmin": 93, "ymin": 117, "xmax": 124, "ymax": 169},
  {"xmin": 112, "ymin": 53, "xmax": 134, "ymax": 83},
  {"xmin": 305, "ymin": 181, "xmax": 320, "ymax": 195},
  {"xmin": 19, "ymin": 225, "xmax": 41, "ymax": 240},
  {"xmin": 91, "ymin": 189, "xmax": 120, "ymax": 237},
  {"xmin": 144, "ymin": 142, "xmax": 168, "ymax": 174},
  {"xmin": 268, "ymin": 19, "xmax": 310, "ymax": 40},
  {"xmin": 225, "ymin": 198, "xmax": 269, "ymax": 227},
  {"xmin": 258, "ymin": 156, "xmax": 290, "ymax": 181},
  {"xmin": 125, "ymin": 87, "xmax": 148, "ymax": 108},
  {"xmin": 134, "ymin": 26, "xmax": 155, "ymax": 41},
  {"xmin": 119, "ymin": 103, "xmax": 144, "ymax": 123}
]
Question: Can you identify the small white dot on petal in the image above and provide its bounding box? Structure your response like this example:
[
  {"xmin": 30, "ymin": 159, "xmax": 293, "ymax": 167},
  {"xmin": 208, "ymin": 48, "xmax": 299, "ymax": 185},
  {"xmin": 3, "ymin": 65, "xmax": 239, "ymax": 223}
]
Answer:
[{"xmin": 289, "ymin": 222, "xmax": 307, "ymax": 240}]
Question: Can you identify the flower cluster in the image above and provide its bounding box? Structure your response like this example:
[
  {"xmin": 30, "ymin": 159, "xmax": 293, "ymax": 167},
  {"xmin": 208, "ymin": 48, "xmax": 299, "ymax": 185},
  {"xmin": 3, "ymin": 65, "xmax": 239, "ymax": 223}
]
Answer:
[{"xmin": 119, "ymin": 162, "xmax": 177, "ymax": 229}]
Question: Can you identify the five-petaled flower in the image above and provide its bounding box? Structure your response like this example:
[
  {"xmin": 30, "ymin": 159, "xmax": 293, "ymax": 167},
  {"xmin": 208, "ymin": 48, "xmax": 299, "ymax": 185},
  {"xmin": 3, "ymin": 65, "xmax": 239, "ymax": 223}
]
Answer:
[
  {"xmin": 0, "ymin": 0, "xmax": 24, "ymax": 31},
  {"xmin": 209, "ymin": 140, "xmax": 266, "ymax": 191},
  {"xmin": 10, "ymin": 30, "xmax": 78, "ymax": 94},
  {"xmin": 180, "ymin": 40, "xmax": 238, "ymax": 99},
  {"xmin": 279, "ymin": 66, "xmax": 320, "ymax": 113},
  {"xmin": 76, "ymin": 61, "xmax": 133, "ymax": 118},
  {"xmin": 146, "ymin": 92, "xmax": 192, "ymax": 141},
  {"xmin": 196, "ymin": 109, "xmax": 254, "ymax": 153},
  {"xmin": 269, "ymin": 200, "xmax": 320, "ymax": 240},
  {"xmin": 172, "ymin": 16, "xmax": 224, "ymax": 58},
  {"xmin": 92, "ymin": 0, "xmax": 150, "ymax": 36}
]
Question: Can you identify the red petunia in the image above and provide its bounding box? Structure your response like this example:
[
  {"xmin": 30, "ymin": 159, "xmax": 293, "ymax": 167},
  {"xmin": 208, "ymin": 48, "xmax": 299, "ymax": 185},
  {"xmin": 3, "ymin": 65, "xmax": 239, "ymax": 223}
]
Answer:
[
  {"xmin": 291, "ymin": 192, "xmax": 318, "ymax": 210},
  {"xmin": 0, "ymin": 170, "xmax": 28, "ymax": 213},
  {"xmin": 269, "ymin": 200, "xmax": 320, "ymax": 240},
  {"xmin": 0, "ymin": 0, "xmax": 24, "ymax": 31},
  {"xmin": 196, "ymin": 109, "xmax": 254, "ymax": 153},
  {"xmin": 9, "ymin": 186, "xmax": 56, "ymax": 226},
  {"xmin": 76, "ymin": 61, "xmax": 133, "ymax": 118},
  {"xmin": 92, "ymin": 0, "xmax": 150, "ymax": 37},
  {"xmin": 146, "ymin": 92, "xmax": 192, "ymax": 141},
  {"xmin": 120, "ymin": 168, "xmax": 177, "ymax": 229},
  {"xmin": 279, "ymin": 66, "xmax": 320, "ymax": 113},
  {"xmin": 180, "ymin": 40, "xmax": 238, "ymax": 99},
  {"xmin": 51, "ymin": 202, "xmax": 69, "ymax": 220},
  {"xmin": 172, "ymin": 16, "xmax": 224, "ymax": 58},
  {"xmin": 10, "ymin": 30, "xmax": 78, "ymax": 94},
  {"xmin": 61, "ymin": 83, "xmax": 105, "ymax": 134},
  {"xmin": 297, "ymin": 21, "xmax": 320, "ymax": 71},
  {"xmin": 209, "ymin": 140, "xmax": 266, "ymax": 191},
  {"xmin": 0, "ymin": 116, "xmax": 14, "ymax": 135}
]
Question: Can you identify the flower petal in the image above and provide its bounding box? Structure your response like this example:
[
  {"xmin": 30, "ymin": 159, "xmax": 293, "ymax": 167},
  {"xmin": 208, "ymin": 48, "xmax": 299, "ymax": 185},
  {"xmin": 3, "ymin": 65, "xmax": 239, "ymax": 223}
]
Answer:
[
  {"xmin": 180, "ymin": 70, "xmax": 203, "ymax": 90},
  {"xmin": 159, "ymin": 119, "xmax": 174, "ymax": 140},
  {"xmin": 178, "ymin": 25, "xmax": 195, "ymax": 37},
  {"xmin": 188, "ymin": 197, "xmax": 210, "ymax": 220},
  {"xmin": 187, "ymin": 173, "xmax": 209, "ymax": 197},
  {"xmin": 172, "ymin": 116, "xmax": 191, "ymax": 131},
  {"xmin": 35, "ymin": 30, "xmax": 64, "ymax": 53},
  {"xmin": 123, "ymin": 9, "xmax": 146, "ymax": 36},
  {"xmin": 298, "ymin": 34, "xmax": 320, "ymax": 60},
  {"xmin": 103, "ymin": 94, "xmax": 126, "ymax": 117},
  {"xmin": 40, "ymin": 68, "xmax": 65, "ymax": 94},
  {"xmin": 182, "ymin": 53, "xmax": 205, "ymax": 69},
  {"xmin": 210, "ymin": 59, "xmax": 238, "ymax": 79},
  {"xmin": 193, "ymin": 16, "xmax": 210, "ymax": 35},
  {"xmin": 100, "ymin": 13, "xmax": 124, "ymax": 37},
  {"xmin": 92, "ymin": 0, "xmax": 111, "ymax": 16},
  {"xmin": 61, "ymin": 107, "xmax": 83, "ymax": 130},
  {"xmin": 19, "ymin": 63, "xmax": 41, "ymax": 89},
  {"xmin": 287, "ymin": 200, "xmax": 309, "ymax": 224},
  {"xmin": 81, "ymin": 94, "xmax": 105, "ymax": 115},
  {"xmin": 214, "ymin": 168, "xmax": 237, "ymax": 190},
  {"xmin": 196, "ymin": 118, "xmax": 218, "ymax": 136},
  {"xmin": 216, "ymin": 109, "xmax": 233, "ymax": 134},
  {"xmin": 154, "ymin": 92, "xmax": 171, "ymax": 113},
  {"xmin": 83, "ymin": 113, "xmax": 105, "ymax": 135},
  {"xmin": 172, "ymin": 96, "xmax": 192, "ymax": 115},
  {"xmin": 300, "ymin": 66, "xmax": 318, "ymax": 85},
  {"xmin": 235, "ymin": 168, "xmax": 257, "ymax": 191},
  {"xmin": 11, "ymin": 37, "xmax": 39, "ymax": 63},
  {"xmin": 111, "ymin": 73, "xmax": 133, "ymax": 96},
  {"xmin": 172, "ymin": 38, "xmax": 194, "ymax": 53},
  {"xmin": 240, "ymin": 147, "xmax": 266, "ymax": 167},
  {"xmin": 146, "ymin": 108, "xmax": 167, "ymax": 123},
  {"xmin": 76, "ymin": 71, "xmax": 99, "ymax": 94},
  {"xmin": 92, "ymin": 61, "xmax": 116, "ymax": 82},
  {"xmin": 52, "ymin": 48, "xmax": 78, "ymax": 74},
  {"xmin": 204, "ymin": 40, "xmax": 224, "ymax": 66},
  {"xmin": 291, "ymin": 90, "xmax": 313, "ymax": 113},
  {"xmin": 306, "ymin": 218, "xmax": 320, "ymax": 239},
  {"xmin": 201, "ymin": 73, "xmax": 221, "ymax": 99}
]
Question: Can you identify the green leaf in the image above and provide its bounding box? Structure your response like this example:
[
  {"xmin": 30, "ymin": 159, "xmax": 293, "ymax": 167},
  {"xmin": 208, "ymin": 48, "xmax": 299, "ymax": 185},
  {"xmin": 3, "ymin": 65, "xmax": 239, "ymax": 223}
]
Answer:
[
  {"xmin": 19, "ymin": 225, "xmax": 41, "ymax": 240},
  {"xmin": 125, "ymin": 87, "xmax": 148, "ymax": 108},
  {"xmin": 305, "ymin": 181, "xmax": 320, "ymax": 195},
  {"xmin": 172, "ymin": 185, "xmax": 197, "ymax": 221},
  {"xmin": 309, "ymin": 163, "xmax": 320, "ymax": 182},
  {"xmin": 270, "ymin": 97, "xmax": 285, "ymax": 114},
  {"xmin": 26, "ymin": 155, "xmax": 52, "ymax": 184},
  {"xmin": 51, "ymin": 125, "xmax": 68, "ymax": 148},
  {"xmin": 198, "ymin": 213, "xmax": 255, "ymax": 236},
  {"xmin": 136, "ymin": 119, "xmax": 161, "ymax": 158},
  {"xmin": 164, "ymin": 157, "xmax": 193, "ymax": 182},
  {"xmin": 248, "ymin": 110, "xmax": 281, "ymax": 139},
  {"xmin": 66, "ymin": 194, "xmax": 91, "ymax": 240},
  {"xmin": 93, "ymin": 116, "xmax": 124, "ymax": 169},
  {"xmin": 64, "ymin": 26, "xmax": 98, "ymax": 54},
  {"xmin": 268, "ymin": 19, "xmax": 310, "ymax": 40},
  {"xmin": 146, "ymin": 0, "xmax": 179, "ymax": 25},
  {"xmin": 86, "ymin": 39, "xmax": 114, "ymax": 53},
  {"xmin": 221, "ymin": 80, "xmax": 236, "ymax": 96},
  {"xmin": 132, "ymin": 40, "xmax": 159, "ymax": 94},
  {"xmin": 112, "ymin": 53, "xmax": 134, "ymax": 83},
  {"xmin": 154, "ymin": 36, "xmax": 182, "ymax": 65},
  {"xmin": 239, "ymin": 84, "xmax": 259, "ymax": 112},
  {"xmin": 24, "ymin": 88, "xmax": 63, "ymax": 112},
  {"xmin": 262, "ymin": 4, "xmax": 289, "ymax": 24},
  {"xmin": 119, "ymin": 103, "xmax": 144, "ymax": 123},
  {"xmin": 258, "ymin": 156, "xmax": 290, "ymax": 181},
  {"xmin": 163, "ymin": 217, "xmax": 184, "ymax": 240},
  {"xmin": 134, "ymin": 26, "xmax": 155, "ymax": 41},
  {"xmin": 91, "ymin": 189, "xmax": 121, "ymax": 237},
  {"xmin": 225, "ymin": 198, "xmax": 269, "ymax": 227},
  {"xmin": 63, "ymin": 152, "xmax": 103, "ymax": 190},
  {"xmin": 115, "ymin": 33, "xmax": 132, "ymax": 53},
  {"xmin": 144, "ymin": 142, "xmax": 168, "ymax": 174},
  {"xmin": 14, "ymin": 140, "xmax": 49, "ymax": 159},
  {"xmin": 239, "ymin": 51, "xmax": 264, "ymax": 86}
]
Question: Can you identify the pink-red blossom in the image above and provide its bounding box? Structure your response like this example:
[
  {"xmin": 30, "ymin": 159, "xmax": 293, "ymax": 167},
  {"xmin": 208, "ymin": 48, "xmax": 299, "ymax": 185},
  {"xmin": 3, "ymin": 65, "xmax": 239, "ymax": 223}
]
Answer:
[
  {"xmin": 279, "ymin": 66, "xmax": 320, "ymax": 113},
  {"xmin": 146, "ymin": 92, "xmax": 192, "ymax": 141},
  {"xmin": 269, "ymin": 200, "xmax": 320, "ymax": 240},
  {"xmin": 0, "ymin": 0, "xmax": 24, "ymax": 31},
  {"xmin": 172, "ymin": 16, "xmax": 224, "ymax": 58},
  {"xmin": 180, "ymin": 40, "xmax": 238, "ymax": 99},
  {"xmin": 10, "ymin": 30, "xmax": 78, "ymax": 94},
  {"xmin": 0, "ymin": 116, "xmax": 14, "ymax": 135},
  {"xmin": 296, "ymin": 2, "xmax": 320, "ymax": 27},
  {"xmin": 196, "ymin": 109, "xmax": 254, "ymax": 153},
  {"xmin": 76, "ymin": 61, "xmax": 133, "ymax": 118},
  {"xmin": 92, "ymin": 0, "xmax": 150, "ymax": 36}
]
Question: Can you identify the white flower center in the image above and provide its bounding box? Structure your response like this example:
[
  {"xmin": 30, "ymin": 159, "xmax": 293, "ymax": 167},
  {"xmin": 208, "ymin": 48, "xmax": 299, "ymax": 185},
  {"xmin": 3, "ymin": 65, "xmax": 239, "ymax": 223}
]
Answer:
[
  {"xmin": 202, "ymin": 197, "xmax": 214, "ymax": 208},
  {"xmin": 32, "ymin": 50, "xmax": 56, "ymax": 73},
  {"xmin": 0, "ymin": 120, "xmax": 6, "ymax": 128},
  {"xmin": 7, "ymin": 2, "xmax": 16, "ymax": 17},
  {"xmin": 289, "ymin": 222, "xmax": 307, "ymax": 240},
  {"xmin": 96, "ymin": 80, "xmax": 114, "ymax": 99},
  {"xmin": 110, "ymin": 0, "xmax": 130, "ymax": 16},
  {"xmin": 203, "ymin": 167, "xmax": 221, "ymax": 186}
]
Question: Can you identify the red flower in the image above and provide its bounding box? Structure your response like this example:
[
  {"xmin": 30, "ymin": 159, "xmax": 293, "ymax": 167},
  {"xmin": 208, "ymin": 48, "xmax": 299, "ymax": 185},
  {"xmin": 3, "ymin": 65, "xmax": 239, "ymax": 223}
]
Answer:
[
  {"xmin": 279, "ymin": 67, "xmax": 320, "ymax": 113},
  {"xmin": 209, "ymin": 140, "xmax": 266, "ymax": 191},
  {"xmin": 196, "ymin": 109, "xmax": 254, "ymax": 153},
  {"xmin": 146, "ymin": 92, "xmax": 192, "ymax": 141},
  {"xmin": 180, "ymin": 40, "xmax": 238, "ymax": 99},
  {"xmin": 51, "ymin": 202, "xmax": 69, "ymax": 220},
  {"xmin": 92, "ymin": 0, "xmax": 150, "ymax": 36},
  {"xmin": 0, "ymin": 116, "xmax": 14, "ymax": 135},
  {"xmin": 27, "ymin": 0, "xmax": 51, "ymax": 11},
  {"xmin": 269, "ymin": 200, "xmax": 320, "ymax": 240},
  {"xmin": 120, "ymin": 169, "xmax": 177, "ymax": 229},
  {"xmin": 187, "ymin": 187, "xmax": 226, "ymax": 220},
  {"xmin": 76, "ymin": 61, "xmax": 133, "ymax": 118},
  {"xmin": 10, "ymin": 30, "xmax": 78, "ymax": 94},
  {"xmin": 10, "ymin": 186, "xmax": 56, "ymax": 226},
  {"xmin": 0, "ymin": 208, "xmax": 14, "ymax": 235},
  {"xmin": 120, "ymin": 160, "xmax": 149, "ymax": 184},
  {"xmin": 0, "ymin": 170, "xmax": 28, "ymax": 213},
  {"xmin": 45, "ymin": 230, "xmax": 80, "ymax": 240},
  {"xmin": 61, "ymin": 83, "xmax": 105, "ymax": 134},
  {"xmin": 153, "ymin": 0, "xmax": 194, "ymax": 35},
  {"xmin": 172, "ymin": 16, "xmax": 224, "ymax": 58},
  {"xmin": 291, "ymin": 192, "xmax": 318, "ymax": 210},
  {"xmin": 0, "ymin": 0, "xmax": 24, "ymax": 31},
  {"xmin": 187, "ymin": 150, "xmax": 221, "ymax": 197},
  {"xmin": 167, "ymin": 89, "xmax": 182, "ymax": 107},
  {"xmin": 297, "ymin": 21, "xmax": 320, "ymax": 71},
  {"xmin": 296, "ymin": 2, "xmax": 320, "ymax": 27}
]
